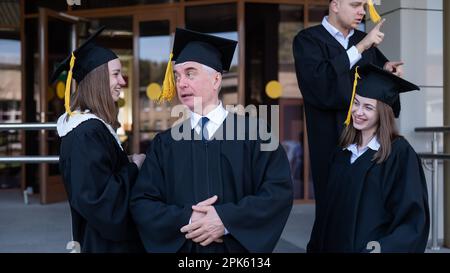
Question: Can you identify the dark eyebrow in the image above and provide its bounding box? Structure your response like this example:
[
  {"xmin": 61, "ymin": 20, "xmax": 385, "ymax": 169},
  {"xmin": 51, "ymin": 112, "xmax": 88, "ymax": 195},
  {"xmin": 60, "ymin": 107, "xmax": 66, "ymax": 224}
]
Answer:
[
  {"xmin": 363, "ymin": 102, "xmax": 376, "ymax": 108},
  {"xmin": 355, "ymin": 98, "xmax": 375, "ymax": 108}
]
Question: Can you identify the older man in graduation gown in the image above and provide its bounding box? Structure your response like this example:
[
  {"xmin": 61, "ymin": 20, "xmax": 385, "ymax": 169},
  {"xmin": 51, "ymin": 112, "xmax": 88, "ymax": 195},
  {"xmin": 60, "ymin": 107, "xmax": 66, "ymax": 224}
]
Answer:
[
  {"xmin": 130, "ymin": 28, "xmax": 293, "ymax": 253},
  {"xmin": 292, "ymin": 0, "xmax": 405, "ymax": 209}
]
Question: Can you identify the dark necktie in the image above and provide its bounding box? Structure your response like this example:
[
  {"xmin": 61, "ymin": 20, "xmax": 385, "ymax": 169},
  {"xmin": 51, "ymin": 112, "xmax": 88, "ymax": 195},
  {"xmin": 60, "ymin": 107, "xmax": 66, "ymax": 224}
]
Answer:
[{"xmin": 200, "ymin": 116, "xmax": 209, "ymax": 141}]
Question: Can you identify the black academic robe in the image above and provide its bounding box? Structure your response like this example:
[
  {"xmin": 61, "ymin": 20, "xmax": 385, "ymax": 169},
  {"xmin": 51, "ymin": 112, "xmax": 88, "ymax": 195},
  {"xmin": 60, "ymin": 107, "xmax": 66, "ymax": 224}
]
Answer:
[
  {"xmin": 59, "ymin": 119, "xmax": 144, "ymax": 253},
  {"xmin": 130, "ymin": 114, "xmax": 293, "ymax": 253},
  {"xmin": 308, "ymin": 137, "xmax": 430, "ymax": 253},
  {"xmin": 293, "ymin": 25, "xmax": 389, "ymax": 205}
]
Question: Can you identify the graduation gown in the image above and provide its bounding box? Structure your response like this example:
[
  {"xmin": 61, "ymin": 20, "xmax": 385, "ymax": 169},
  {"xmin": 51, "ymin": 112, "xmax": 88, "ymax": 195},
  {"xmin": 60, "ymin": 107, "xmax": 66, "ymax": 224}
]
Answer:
[
  {"xmin": 130, "ymin": 113, "xmax": 293, "ymax": 253},
  {"xmin": 293, "ymin": 25, "xmax": 389, "ymax": 204},
  {"xmin": 308, "ymin": 137, "xmax": 430, "ymax": 253},
  {"xmin": 59, "ymin": 119, "xmax": 144, "ymax": 253}
]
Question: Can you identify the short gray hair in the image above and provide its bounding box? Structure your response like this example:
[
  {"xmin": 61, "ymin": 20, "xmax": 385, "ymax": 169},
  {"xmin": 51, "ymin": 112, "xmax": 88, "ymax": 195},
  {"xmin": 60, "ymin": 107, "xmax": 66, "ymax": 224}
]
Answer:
[
  {"xmin": 202, "ymin": 64, "xmax": 222, "ymax": 92},
  {"xmin": 202, "ymin": 64, "xmax": 218, "ymax": 75}
]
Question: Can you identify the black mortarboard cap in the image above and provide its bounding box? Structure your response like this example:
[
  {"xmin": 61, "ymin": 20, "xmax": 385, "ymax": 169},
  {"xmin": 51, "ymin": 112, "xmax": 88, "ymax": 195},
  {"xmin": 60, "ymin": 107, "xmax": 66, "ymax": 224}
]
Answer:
[
  {"xmin": 158, "ymin": 28, "xmax": 238, "ymax": 102},
  {"xmin": 49, "ymin": 26, "xmax": 118, "ymax": 116},
  {"xmin": 356, "ymin": 64, "xmax": 419, "ymax": 117},
  {"xmin": 50, "ymin": 26, "xmax": 118, "ymax": 84},
  {"xmin": 172, "ymin": 28, "xmax": 237, "ymax": 73}
]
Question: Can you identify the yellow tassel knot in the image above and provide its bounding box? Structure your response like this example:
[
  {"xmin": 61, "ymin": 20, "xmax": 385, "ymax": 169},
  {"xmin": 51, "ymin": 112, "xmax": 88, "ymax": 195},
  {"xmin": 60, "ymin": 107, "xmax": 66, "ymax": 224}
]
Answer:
[
  {"xmin": 65, "ymin": 53, "xmax": 76, "ymax": 116},
  {"xmin": 158, "ymin": 53, "xmax": 176, "ymax": 102},
  {"xmin": 368, "ymin": 0, "xmax": 381, "ymax": 23},
  {"xmin": 344, "ymin": 67, "xmax": 361, "ymax": 127}
]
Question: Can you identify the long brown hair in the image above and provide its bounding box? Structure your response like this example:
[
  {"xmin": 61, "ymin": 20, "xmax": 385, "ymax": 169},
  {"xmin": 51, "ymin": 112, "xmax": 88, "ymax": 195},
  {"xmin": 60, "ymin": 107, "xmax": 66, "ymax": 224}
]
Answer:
[
  {"xmin": 339, "ymin": 100, "xmax": 400, "ymax": 164},
  {"xmin": 70, "ymin": 62, "xmax": 120, "ymax": 129}
]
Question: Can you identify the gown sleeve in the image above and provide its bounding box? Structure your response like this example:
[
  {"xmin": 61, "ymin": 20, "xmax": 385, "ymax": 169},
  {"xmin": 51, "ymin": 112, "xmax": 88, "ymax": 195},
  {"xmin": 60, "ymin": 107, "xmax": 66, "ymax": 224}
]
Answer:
[
  {"xmin": 214, "ymin": 138, "xmax": 294, "ymax": 252},
  {"xmin": 293, "ymin": 30, "xmax": 353, "ymax": 110},
  {"xmin": 375, "ymin": 142, "xmax": 430, "ymax": 252},
  {"xmin": 66, "ymin": 122, "xmax": 139, "ymax": 241},
  {"xmin": 130, "ymin": 134, "xmax": 192, "ymax": 252},
  {"xmin": 372, "ymin": 47, "xmax": 389, "ymax": 68}
]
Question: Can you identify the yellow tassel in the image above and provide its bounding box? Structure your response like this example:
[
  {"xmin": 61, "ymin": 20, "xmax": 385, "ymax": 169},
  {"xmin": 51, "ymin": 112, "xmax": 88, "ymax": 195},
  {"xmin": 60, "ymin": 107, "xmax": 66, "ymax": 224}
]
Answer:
[
  {"xmin": 344, "ymin": 67, "xmax": 361, "ymax": 127},
  {"xmin": 65, "ymin": 53, "xmax": 76, "ymax": 116},
  {"xmin": 159, "ymin": 53, "xmax": 176, "ymax": 102},
  {"xmin": 367, "ymin": 0, "xmax": 381, "ymax": 23}
]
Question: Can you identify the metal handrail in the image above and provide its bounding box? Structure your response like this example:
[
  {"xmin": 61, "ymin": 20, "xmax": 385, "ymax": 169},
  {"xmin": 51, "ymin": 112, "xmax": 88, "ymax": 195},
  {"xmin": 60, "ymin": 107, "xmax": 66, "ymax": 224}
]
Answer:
[
  {"xmin": 415, "ymin": 126, "xmax": 450, "ymax": 133},
  {"xmin": 0, "ymin": 156, "xmax": 59, "ymax": 163},
  {"xmin": 415, "ymin": 127, "xmax": 450, "ymax": 251},
  {"xmin": 0, "ymin": 122, "xmax": 58, "ymax": 164},
  {"xmin": 418, "ymin": 153, "xmax": 450, "ymax": 160},
  {"xmin": 0, "ymin": 123, "xmax": 57, "ymax": 131}
]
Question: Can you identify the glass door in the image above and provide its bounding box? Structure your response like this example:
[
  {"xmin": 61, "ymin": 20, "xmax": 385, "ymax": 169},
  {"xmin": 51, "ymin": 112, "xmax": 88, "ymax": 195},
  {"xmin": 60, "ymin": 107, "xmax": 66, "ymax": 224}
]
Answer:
[
  {"xmin": 132, "ymin": 11, "xmax": 178, "ymax": 153},
  {"xmin": 184, "ymin": 3, "xmax": 239, "ymax": 107},
  {"xmin": 245, "ymin": 3, "xmax": 315, "ymax": 202},
  {"xmin": 37, "ymin": 8, "xmax": 83, "ymax": 203}
]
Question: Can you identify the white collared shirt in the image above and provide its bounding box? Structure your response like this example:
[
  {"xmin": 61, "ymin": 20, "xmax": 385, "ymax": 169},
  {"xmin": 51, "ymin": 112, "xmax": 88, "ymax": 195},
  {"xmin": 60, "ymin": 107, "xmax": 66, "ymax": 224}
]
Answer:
[
  {"xmin": 322, "ymin": 16, "xmax": 362, "ymax": 69},
  {"xmin": 345, "ymin": 136, "xmax": 381, "ymax": 164},
  {"xmin": 190, "ymin": 102, "xmax": 229, "ymax": 140}
]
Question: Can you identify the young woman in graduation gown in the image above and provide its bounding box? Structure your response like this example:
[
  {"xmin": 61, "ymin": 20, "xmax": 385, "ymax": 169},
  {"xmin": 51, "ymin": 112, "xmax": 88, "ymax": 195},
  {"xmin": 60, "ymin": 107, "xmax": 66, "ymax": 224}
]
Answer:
[
  {"xmin": 55, "ymin": 27, "xmax": 146, "ymax": 253},
  {"xmin": 308, "ymin": 64, "xmax": 430, "ymax": 253}
]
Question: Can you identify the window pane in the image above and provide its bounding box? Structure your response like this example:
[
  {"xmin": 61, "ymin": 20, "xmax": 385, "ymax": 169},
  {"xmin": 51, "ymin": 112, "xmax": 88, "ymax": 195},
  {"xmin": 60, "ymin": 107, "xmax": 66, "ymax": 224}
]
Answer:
[
  {"xmin": 137, "ymin": 20, "xmax": 175, "ymax": 152},
  {"xmin": 186, "ymin": 4, "xmax": 239, "ymax": 106},
  {"xmin": 0, "ymin": 37, "xmax": 21, "ymax": 189},
  {"xmin": 308, "ymin": 5, "xmax": 328, "ymax": 27},
  {"xmin": 70, "ymin": 0, "xmax": 179, "ymax": 11}
]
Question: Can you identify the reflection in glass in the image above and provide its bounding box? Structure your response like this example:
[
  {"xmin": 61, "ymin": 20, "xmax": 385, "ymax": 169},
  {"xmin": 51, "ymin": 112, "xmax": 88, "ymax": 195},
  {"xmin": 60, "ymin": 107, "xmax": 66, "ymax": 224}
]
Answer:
[
  {"xmin": 138, "ymin": 20, "xmax": 178, "ymax": 152},
  {"xmin": 0, "ymin": 38, "xmax": 21, "ymax": 188},
  {"xmin": 70, "ymin": 0, "xmax": 180, "ymax": 11},
  {"xmin": 214, "ymin": 32, "xmax": 239, "ymax": 107},
  {"xmin": 280, "ymin": 102, "xmax": 305, "ymax": 199},
  {"xmin": 308, "ymin": 5, "xmax": 329, "ymax": 27},
  {"xmin": 185, "ymin": 4, "xmax": 239, "ymax": 107},
  {"xmin": 245, "ymin": 3, "xmax": 314, "ymax": 200},
  {"xmin": 47, "ymin": 18, "xmax": 73, "ymax": 177},
  {"xmin": 278, "ymin": 5, "xmax": 304, "ymax": 99}
]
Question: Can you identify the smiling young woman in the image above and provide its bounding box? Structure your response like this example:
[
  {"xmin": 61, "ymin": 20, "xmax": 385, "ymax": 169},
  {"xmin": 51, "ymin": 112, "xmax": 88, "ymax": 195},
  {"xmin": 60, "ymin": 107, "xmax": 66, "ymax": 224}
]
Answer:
[
  {"xmin": 307, "ymin": 64, "xmax": 430, "ymax": 253},
  {"xmin": 53, "ymin": 27, "xmax": 146, "ymax": 253}
]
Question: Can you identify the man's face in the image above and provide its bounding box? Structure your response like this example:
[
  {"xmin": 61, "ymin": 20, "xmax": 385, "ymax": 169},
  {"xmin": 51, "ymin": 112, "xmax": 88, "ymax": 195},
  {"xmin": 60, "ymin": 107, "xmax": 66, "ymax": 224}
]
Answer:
[
  {"xmin": 174, "ymin": 61, "xmax": 221, "ymax": 112},
  {"xmin": 332, "ymin": 0, "xmax": 366, "ymax": 30}
]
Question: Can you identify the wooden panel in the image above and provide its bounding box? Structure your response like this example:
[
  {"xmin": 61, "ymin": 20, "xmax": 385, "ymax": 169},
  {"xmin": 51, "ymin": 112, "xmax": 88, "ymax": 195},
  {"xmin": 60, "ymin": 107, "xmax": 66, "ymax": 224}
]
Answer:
[
  {"xmin": 38, "ymin": 8, "xmax": 48, "ymax": 204},
  {"xmin": 38, "ymin": 8, "xmax": 78, "ymax": 204},
  {"xmin": 45, "ymin": 175, "xmax": 67, "ymax": 203}
]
